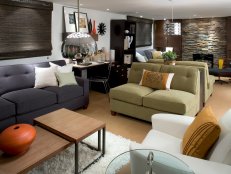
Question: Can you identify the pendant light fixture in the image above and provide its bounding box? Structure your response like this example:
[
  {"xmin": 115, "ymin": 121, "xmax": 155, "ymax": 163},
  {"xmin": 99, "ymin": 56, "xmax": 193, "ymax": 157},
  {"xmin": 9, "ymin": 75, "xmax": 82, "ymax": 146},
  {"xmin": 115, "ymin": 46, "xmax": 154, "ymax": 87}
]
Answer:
[
  {"xmin": 61, "ymin": 0, "xmax": 96, "ymax": 60},
  {"xmin": 164, "ymin": 0, "xmax": 180, "ymax": 35}
]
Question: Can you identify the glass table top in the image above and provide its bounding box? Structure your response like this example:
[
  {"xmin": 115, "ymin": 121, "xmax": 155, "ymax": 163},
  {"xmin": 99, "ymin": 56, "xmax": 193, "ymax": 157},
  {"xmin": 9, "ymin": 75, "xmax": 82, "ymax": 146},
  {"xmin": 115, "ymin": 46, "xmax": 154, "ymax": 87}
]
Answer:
[{"xmin": 106, "ymin": 149, "xmax": 194, "ymax": 174}]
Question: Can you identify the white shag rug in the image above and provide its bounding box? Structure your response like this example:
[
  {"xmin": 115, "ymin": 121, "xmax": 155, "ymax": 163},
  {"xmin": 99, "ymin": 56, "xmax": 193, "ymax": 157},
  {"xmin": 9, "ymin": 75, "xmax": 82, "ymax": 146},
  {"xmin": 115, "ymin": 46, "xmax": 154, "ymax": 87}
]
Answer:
[{"xmin": 28, "ymin": 131, "xmax": 132, "ymax": 174}]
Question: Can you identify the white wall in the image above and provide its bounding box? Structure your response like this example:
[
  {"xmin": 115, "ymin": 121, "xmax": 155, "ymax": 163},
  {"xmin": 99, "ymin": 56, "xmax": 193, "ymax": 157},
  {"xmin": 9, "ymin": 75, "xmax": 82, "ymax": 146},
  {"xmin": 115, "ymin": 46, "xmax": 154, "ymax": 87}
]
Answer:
[
  {"xmin": 0, "ymin": 3, "xmax": 126, "ymax": 66},
  {"xmin": 80, "ymin": 8, "xmax": 126, "ymax": 51}
]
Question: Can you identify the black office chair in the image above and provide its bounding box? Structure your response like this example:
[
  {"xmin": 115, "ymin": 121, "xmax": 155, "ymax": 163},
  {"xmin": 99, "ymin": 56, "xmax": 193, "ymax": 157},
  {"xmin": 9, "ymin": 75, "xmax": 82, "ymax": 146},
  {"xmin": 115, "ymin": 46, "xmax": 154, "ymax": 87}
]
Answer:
[{"xmin": 89, "ymin": 61, "xmax": 112, "ymax": 93}]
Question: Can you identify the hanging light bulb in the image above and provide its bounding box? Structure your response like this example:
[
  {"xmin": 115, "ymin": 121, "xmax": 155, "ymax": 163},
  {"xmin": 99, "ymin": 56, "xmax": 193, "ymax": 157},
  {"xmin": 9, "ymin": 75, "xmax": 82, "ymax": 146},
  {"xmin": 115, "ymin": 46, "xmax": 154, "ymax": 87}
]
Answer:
[
  {"xmin": 165, "ymin": 0, "xmax": 176, "ymax": 35},
  {"xmin": 170, "ymin": 0, "xmax": 173, "ymax": 22}
]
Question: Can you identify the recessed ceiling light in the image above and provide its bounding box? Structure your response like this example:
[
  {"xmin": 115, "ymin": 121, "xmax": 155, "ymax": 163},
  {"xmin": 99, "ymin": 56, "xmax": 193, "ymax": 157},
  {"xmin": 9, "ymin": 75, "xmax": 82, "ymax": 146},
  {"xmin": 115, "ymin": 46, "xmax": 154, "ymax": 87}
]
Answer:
[
  {"xmin": 193, "ymin": 14, "xmax": 197, "ymax": 17},
  {"xmin": 140, "ymin": 16, "xmax": 143, "ymax": 18},
  {"xmin": 164, "ymin": 18, "xmax": 166, "ymax": 20},
  {"xmin": 106, "ymin": 9, "xmax": 110, "ymax": 11},
  {"xmin": 80, "ymin": 3, "xmax": 83, "ymax": 6}
]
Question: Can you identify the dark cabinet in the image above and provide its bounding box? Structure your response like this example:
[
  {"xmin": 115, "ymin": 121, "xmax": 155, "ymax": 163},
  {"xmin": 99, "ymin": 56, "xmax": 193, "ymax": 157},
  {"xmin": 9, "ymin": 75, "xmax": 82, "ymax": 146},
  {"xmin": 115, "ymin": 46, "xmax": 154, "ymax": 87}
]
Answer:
[
  {"xmin": 110, "ymin": 20, "xmax": 136, "ymax": 65},
  {"xmin": 110, "ymin": 20, "xmax": 136, "ymax": 87},
  {"xmin": 109, "ymin": 64, "xmax": 128, "ymax": 88}
]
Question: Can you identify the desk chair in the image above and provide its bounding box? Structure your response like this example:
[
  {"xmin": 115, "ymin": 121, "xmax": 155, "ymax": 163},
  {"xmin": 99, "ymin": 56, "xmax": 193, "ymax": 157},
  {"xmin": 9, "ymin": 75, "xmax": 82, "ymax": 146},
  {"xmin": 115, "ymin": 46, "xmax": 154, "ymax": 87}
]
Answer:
[{"xmin": 89, "ymin": 61, "xmax": 112, "ymax": 93}]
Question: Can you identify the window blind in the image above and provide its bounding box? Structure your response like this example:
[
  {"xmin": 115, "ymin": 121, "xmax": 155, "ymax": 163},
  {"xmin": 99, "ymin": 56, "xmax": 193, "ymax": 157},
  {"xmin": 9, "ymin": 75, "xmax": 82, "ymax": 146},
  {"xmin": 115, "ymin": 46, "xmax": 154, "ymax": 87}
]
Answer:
[{"xmin": 0, "ymin": 0, "xmax": 53, "ymax": 60}]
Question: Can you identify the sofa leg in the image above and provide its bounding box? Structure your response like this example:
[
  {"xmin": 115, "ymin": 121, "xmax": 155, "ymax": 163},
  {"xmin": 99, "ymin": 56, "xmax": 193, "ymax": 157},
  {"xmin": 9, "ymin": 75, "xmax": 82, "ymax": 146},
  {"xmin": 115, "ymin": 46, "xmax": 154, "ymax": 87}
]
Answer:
[
  {"xmin": 111, "ymin": 111, "xmax": 117, "ymax": 116},
  {"xmin": 83, "ymin": 105, "xmax": 88, "ymax": 109}
]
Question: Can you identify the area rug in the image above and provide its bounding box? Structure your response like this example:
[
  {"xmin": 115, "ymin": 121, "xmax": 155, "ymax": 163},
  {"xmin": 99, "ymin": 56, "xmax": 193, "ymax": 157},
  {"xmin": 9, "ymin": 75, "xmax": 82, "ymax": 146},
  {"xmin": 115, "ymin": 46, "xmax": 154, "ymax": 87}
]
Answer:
[{"xmin": 28, "ymin": 131, "xmax": 132, "ymax": 174}]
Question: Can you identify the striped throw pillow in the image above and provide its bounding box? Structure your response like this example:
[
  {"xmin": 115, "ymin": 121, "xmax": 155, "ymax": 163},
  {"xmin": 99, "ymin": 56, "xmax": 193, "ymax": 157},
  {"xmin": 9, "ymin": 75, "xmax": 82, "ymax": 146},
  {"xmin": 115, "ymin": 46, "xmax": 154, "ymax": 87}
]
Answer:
[{"xmin": 182, "ymin": 106, "xmax": 221, "ymax": 159}]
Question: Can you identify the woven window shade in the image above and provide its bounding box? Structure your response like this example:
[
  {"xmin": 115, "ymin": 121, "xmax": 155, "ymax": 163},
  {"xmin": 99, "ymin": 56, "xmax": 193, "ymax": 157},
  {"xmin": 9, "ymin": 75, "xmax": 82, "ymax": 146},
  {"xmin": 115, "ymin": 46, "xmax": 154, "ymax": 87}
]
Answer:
[
  {"xmin": 0, "ymin": 0, "xmax": 53, "ymax": 60},
  {"xmin": 127, "ymin": 16, "xmax": 153, "ymax": 47}
]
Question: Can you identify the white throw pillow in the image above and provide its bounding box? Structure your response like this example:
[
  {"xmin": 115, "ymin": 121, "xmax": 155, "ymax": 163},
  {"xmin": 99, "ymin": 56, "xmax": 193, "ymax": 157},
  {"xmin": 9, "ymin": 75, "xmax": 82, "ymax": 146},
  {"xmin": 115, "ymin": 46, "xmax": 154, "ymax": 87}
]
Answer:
[
  {"xmin": 34, "ymin": 67, "xmax": 58, "ymax": 88},
  {"xmin": 49, "ymin": 62, "xmax": 73, "ymax": 73},
  {"xmin": 136, "ymin": 52, "xmax": 148, "ymax": 62}
]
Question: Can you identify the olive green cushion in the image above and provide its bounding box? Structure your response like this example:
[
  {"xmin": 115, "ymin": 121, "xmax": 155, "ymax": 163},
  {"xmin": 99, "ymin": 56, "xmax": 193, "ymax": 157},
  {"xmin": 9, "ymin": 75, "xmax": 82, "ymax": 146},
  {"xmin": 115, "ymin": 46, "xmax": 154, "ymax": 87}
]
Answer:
[
  {"xmin": 143, "ymin": 89, "xmax": 196, "ymax": 114},
  {"xmin": 55, "ymin": 72, "xmax": 78, "ymax": 87},
  {"xmin": 176, "ymin": 61, "xmax": 208, "ymax": 67},
  {"xmin": 147, "ymin": 59, "xmax": 164, "ymax": 64},
  {"xmin": 110, "ymin": 83, "xmax": 154, "ymax": 105},
  {"xmin": 160, "ymin": 65, "xmax": 198, "ymax": 94}
]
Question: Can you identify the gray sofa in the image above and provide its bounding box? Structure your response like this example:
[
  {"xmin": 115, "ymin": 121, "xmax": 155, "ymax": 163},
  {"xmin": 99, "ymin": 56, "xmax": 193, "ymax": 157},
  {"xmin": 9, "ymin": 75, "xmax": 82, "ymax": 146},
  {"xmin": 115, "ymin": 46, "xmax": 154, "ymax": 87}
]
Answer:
[{"xmin": 0, "ymin": 60, "xmax": 89, "ymax": 131}]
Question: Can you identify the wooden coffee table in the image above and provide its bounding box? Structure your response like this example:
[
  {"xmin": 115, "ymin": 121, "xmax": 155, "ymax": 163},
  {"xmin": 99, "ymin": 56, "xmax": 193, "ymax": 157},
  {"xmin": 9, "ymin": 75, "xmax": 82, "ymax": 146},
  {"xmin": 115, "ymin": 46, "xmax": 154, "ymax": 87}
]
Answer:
[
  {"xmin": 34, "ymin": 108, "xmax": 106, "ymax": 174},
  {"xmin": 0, "ymin": 126, "xmax": 71, "ymax": 174}
]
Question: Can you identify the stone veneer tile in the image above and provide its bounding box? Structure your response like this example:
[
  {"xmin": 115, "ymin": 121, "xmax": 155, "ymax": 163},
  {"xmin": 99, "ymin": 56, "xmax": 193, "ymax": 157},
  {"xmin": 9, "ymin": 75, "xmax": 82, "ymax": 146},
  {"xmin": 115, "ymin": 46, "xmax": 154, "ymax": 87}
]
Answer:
[{"xmin": 182, "ymin": 17, "xmax": 227, "ymax": 66}]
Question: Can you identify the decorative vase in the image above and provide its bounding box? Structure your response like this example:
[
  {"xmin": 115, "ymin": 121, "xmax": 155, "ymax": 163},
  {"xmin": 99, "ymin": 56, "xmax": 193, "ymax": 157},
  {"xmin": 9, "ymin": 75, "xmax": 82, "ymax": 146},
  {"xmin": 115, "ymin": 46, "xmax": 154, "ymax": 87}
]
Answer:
[
  {"xmin": 0, "ymin": 124, "xmax": 36, "ymax": 155},
  {"xmin": 88, "ymin": 19, "xmax": 92, "ymax": 33},
  {"xmin": 218, "ymin": 58, "xmax": 224, "ymax": 69},
  {"xmin": 128, "ymin": 36, "xmax": 133, "ymax": 48},
  {"xmin": 91, "ymin": 20, "xmax": 96, "ymax": 34},
  {"xmin": 124, "ymin": 36, "xmax": 129, "ymax": 50}
]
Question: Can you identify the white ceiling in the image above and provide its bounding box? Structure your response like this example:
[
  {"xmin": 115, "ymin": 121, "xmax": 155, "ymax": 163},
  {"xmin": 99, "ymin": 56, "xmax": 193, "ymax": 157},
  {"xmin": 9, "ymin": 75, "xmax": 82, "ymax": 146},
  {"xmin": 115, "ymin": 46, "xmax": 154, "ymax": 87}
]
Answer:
[{"xmin": 45, "ymin": 0, "xmax": 231, "ymax": 20}]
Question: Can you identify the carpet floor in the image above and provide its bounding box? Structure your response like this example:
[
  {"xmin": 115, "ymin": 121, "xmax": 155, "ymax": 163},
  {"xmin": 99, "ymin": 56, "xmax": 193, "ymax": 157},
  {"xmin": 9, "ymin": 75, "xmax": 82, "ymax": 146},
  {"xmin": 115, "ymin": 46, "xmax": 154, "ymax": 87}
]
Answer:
[{"xmin": 28, "ymin": 131, "xmax": 132, "ymax": 174}]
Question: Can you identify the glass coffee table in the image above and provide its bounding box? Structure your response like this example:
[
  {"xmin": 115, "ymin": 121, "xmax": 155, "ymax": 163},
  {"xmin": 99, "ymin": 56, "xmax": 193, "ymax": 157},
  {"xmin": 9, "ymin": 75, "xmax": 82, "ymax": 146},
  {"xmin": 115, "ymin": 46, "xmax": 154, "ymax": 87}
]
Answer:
[{"xmin": 106, "ymin": 149, "xmax": 194, "ymax": 174}]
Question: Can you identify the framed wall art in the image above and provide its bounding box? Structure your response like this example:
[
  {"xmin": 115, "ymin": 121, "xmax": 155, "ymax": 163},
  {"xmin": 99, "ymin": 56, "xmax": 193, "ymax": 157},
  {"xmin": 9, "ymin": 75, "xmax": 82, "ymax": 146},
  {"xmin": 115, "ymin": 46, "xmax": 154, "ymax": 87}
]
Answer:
[
  {"xmin": 64, "ymin": 7, "xmax": 77, "ymax": 32},
  {"xmin": 74, "ymin": 12, "xmax": 89, "ymax": 33}
]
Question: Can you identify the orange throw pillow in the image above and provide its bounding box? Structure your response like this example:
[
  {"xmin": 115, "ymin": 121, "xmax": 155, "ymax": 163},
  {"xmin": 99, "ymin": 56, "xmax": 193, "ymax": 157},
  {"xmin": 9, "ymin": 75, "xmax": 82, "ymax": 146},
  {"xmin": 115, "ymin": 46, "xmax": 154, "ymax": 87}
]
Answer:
[
  {"xmin": 139, "ymin": 69, "xmax": 174, "ymax": 90},
  {"xmin": 182, "ymin": 106, "xmax": 221, "ymax": 159}
]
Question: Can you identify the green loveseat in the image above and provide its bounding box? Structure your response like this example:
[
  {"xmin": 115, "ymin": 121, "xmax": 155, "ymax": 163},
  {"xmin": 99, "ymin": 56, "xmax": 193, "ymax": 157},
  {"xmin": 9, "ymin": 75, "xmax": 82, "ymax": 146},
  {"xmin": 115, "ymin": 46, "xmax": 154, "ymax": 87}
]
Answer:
[
  {"xmin": 109, "ymin": 62, "xmax": 200, "ymax": 122},
  {"xmin": 147, "ymin": 59, "xmax": 215, "ymax": 105}
]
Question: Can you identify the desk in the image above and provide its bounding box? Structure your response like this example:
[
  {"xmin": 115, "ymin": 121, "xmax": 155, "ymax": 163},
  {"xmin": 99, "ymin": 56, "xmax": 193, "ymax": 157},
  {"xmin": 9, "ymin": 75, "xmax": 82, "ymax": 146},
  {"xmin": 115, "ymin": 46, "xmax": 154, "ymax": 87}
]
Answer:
[{"xmin": 72, "ymin": 61, "xmax": 109, "ymax": 78}]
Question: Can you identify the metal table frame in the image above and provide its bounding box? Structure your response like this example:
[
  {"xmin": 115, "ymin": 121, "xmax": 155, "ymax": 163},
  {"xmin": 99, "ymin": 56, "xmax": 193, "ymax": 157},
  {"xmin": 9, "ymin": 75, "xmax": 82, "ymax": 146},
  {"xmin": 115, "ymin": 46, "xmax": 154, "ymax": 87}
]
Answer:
[{"xmin": 75, "ymin": 127, "xmax": 106, "ymax": 174}]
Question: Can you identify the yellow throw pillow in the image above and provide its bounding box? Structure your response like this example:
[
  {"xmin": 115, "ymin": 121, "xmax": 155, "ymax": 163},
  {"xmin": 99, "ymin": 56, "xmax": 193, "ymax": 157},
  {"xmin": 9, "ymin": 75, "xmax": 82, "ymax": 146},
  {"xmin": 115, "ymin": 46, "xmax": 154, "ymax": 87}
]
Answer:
[
  {"xmin": 139, "ymin": 69, "xmax": 174, "ymax": 90},
  {"xmin": 182, "ymin": 106, "xmax": 221, "ymax": 159},
  {"xmin": 152, "ymin": 51, "xmax": 162, "ymax": 59}
]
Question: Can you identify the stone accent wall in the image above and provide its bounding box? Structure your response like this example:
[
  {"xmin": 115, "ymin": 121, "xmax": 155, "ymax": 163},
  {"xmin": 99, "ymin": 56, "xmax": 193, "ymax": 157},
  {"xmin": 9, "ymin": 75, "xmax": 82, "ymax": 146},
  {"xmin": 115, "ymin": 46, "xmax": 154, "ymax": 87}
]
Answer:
[{"xmin": 182, "ymin": 18, "xmax": 227, "ymax": 67}]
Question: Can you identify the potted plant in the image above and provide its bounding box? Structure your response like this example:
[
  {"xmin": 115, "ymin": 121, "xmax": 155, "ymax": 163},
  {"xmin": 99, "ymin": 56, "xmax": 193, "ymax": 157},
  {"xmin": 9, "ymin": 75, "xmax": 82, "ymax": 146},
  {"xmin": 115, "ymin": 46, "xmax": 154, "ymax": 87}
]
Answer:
[{"xmin": 162, "ymin": 51, "xmax": 177, "ymax": 65}]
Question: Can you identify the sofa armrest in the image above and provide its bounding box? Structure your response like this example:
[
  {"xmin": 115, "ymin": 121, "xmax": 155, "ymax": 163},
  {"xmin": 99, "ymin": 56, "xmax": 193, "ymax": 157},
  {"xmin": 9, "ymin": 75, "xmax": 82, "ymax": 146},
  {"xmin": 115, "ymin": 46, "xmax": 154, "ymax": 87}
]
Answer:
[
  {"xmin": 75, "ymin": 76, "xmax": 89, "ymax": 101},
  {"xmin": 174, "ymin": 153, "xmax": 231, "ymax": 174},
  {"xmin": 152, "ymin": 114, "xmax": 194, "ymax": 139}
]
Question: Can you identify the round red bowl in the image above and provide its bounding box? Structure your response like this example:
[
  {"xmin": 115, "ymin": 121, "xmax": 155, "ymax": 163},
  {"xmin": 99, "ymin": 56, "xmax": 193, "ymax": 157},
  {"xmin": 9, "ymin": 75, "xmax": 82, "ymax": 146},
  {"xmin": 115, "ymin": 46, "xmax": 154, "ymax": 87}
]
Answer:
[{"xmin": 0, "ymin": 124, "xmax": 36, "ymax": 155}]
